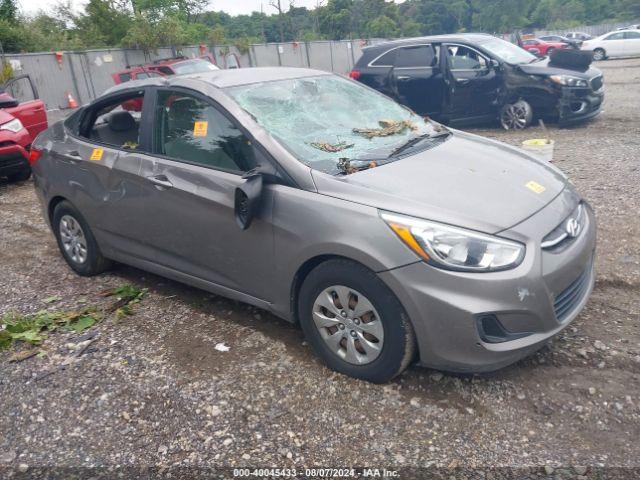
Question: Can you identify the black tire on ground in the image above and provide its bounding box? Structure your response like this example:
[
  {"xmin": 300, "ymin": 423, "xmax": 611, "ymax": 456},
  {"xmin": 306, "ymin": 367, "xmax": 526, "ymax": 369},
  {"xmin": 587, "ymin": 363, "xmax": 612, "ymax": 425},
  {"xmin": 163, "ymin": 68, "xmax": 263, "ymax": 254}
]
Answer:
[
  {"xmin": 592, "ymin": 48, "xmax": 606, "ymax": 61},
  {"xmin": 298, "ymin": 259, "xmax": 416, "ymax": 383},
  {"xmin": 52, "ymin": 200, "xmax": 112, "ymax": 276},
  {"xmin": 546, "ymin": 47, "xmax": 555, "ymax": 57},
  {"xmin": 500, "ymin": 99, "xmax": 533, "ymax": 130},
  {"xmin": 6, "ymin": 169, "xmax": 31, "ymax": 183}
]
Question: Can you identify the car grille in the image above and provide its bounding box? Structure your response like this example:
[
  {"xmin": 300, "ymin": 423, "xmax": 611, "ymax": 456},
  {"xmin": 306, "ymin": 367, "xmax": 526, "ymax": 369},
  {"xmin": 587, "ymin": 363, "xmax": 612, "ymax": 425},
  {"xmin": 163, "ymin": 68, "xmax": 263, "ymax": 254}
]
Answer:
[
  {"xmin": 590, "ymin": 75, "xmax": 603, "ymax": 92},
  {"xmin": 553, "ymin": 263, "xmax": 592, "ymax": 323}
]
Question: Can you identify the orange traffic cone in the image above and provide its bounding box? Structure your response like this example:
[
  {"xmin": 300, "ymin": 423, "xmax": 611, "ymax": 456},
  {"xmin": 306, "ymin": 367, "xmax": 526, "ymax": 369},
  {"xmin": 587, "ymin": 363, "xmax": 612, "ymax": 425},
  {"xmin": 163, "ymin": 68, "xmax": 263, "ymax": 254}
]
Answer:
[{"xmin": 66, "ymin": 91, "xmax": 78, "ymax": 109}]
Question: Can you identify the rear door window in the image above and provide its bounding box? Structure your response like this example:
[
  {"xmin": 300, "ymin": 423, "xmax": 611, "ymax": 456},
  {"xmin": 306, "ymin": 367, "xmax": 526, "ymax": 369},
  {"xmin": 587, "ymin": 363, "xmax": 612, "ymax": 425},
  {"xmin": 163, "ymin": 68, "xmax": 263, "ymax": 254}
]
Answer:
[
  {"xmin": 153, "ymin": 89, "xmax": 256, "ymax": 173},
  {"xmin": 79, "ymin": 91, "xmax": 145, "ymax": 150},
  {"xmin": 394, "ymin": 45, "xmax": 437, "ymax": 68}
]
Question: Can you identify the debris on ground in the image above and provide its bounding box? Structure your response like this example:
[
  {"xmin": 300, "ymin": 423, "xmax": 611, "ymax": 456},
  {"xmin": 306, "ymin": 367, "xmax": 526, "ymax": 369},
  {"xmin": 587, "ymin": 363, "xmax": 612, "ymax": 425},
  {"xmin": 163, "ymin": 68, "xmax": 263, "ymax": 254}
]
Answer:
[
  {"xmin": 353, "ymin": 119, "xmax": 417, "ymax": 139},
  {"xmin": 0, "ymin": 308, "xmax": 101, "ymax": 350},
  {"xmin": 99, "ymin": 284, "xmax": 147, "ymax": 318}
]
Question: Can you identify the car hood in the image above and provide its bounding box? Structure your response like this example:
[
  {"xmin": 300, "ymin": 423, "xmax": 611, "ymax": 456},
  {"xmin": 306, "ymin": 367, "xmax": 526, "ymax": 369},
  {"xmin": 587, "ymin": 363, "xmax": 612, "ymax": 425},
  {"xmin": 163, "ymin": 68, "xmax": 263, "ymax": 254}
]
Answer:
[
  {"xmin": 519, "ymin": 57, "xmax": 601, "ymax": 77},
  {"xmin": 311, "ymin": 130, "xmax": 569, "ymax": 234}
]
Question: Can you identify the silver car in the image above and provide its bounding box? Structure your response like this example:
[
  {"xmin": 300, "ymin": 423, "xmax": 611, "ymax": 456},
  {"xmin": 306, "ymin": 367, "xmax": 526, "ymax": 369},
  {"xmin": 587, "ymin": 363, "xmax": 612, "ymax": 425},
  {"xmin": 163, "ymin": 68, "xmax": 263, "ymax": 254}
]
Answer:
[{"xmin": 30, "ymin": 68, "xmax": 596, "ymax": 383}]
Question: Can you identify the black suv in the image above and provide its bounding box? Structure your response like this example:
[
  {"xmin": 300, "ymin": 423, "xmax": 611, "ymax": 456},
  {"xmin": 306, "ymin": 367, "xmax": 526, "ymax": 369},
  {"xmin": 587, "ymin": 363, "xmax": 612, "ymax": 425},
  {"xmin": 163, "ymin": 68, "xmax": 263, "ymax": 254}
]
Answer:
[{"xmin": 350, "ymin": 33, "xmax": 604, "ymax": 129}]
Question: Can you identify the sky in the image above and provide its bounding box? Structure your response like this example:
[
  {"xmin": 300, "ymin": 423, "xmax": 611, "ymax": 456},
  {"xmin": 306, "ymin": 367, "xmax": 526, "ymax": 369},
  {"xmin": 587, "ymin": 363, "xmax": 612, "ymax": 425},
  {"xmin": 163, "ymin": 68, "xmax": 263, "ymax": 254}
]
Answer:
[{"xmin": 18, "ymin": 0, "xmax": 356, "ymax": 17}]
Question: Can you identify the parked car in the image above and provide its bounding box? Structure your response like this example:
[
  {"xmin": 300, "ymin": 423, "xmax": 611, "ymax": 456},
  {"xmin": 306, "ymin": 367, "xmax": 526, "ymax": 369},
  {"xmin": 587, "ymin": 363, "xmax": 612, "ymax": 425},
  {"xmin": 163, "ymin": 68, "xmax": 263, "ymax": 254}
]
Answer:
[
  {"xmin": 539, "ymin": 35, "xmax": 582, "ymax": 48},
  {"xmin": 0, "ymin": 75, "xmax": 48, "ymax": 182},
  {"xmin": 617, "ymin": 24, "xmax": 640, "ymax": 31},
  {"xmin": 566, "ymin": 32, "xmax": 593, "ymax": 41},
  {"xmin": 350, "ymin": 34, "xmax": 604, "ymax": 129},
  {"xmin": 522, "ymin": 38, "xmax": 570, "ymax": 56},
  {"xmin": 30, "ymin": 67, "xmax": 596, "ymax": 382},
  {"xmin": 111, "ymin": 66, "xmax": 165, "ymax": 85},
  {"xmin": 146, "ymin": 57, "xmax": 220, "ymax": 76},
  {"xmin": 582, "ymin": 29, "xmax": 640, "ymax": 60}
]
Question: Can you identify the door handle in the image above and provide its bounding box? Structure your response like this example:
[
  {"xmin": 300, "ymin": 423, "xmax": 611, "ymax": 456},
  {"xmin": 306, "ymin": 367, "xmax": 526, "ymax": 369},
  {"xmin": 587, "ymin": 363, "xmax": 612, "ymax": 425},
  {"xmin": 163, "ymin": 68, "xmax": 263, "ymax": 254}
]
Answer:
[
  {"xmin": 456, "ymin": 78, "xmax": 470, "ymax": 85},
  {"xmin": 147, "ymin": 174, "xmax": 173, "ymax": 189},
  {"xmin": 396, "ymin": 75, "xmax": 411, "ymax": 81}
]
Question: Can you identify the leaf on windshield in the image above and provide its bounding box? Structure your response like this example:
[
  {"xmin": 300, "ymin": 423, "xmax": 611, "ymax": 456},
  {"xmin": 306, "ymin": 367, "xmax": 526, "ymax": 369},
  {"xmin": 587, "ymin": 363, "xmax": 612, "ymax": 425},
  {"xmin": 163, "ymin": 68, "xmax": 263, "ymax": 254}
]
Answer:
[
  {"xmin": 353, "ymin": 119, "xmax": 417, "ymax": 139},
  {"xmin": 336, "ymin": 158, "xmax": 378, "ymax": 175},
  {"xmin": 309, "ymin": 141, "xmax": 355, "ymax": 153}
]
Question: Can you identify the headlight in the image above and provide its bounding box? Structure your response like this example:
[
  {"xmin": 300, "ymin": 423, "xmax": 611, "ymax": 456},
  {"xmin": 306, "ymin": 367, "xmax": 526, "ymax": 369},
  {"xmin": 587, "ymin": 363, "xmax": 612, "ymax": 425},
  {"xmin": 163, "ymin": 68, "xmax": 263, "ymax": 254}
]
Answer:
[
  {"xmin": 0, "ymin": 118, "xmax": 24, "ymax": 133},
  {"xmin": 381, "ymin": 212, "xmax": 525, "ymax": 272},
  {"xmin": 549, "ymin": 75, "xmax": 588, "ymax": 87}
]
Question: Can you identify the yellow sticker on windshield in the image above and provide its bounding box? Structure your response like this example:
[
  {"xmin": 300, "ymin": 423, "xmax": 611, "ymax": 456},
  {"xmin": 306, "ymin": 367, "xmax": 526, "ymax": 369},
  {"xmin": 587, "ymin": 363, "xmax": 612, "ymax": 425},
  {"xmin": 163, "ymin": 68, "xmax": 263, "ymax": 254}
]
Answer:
[
  {"xmin": 526, "ymin": 181, "xmax": 546, "ymax": 194},
  {"xmin": 90, "ymin": 148, "xmax": 104, "ymax": 161},
  {"xmin": 193, "ymin": 121, "xmax": 208, "ymax": 137}
]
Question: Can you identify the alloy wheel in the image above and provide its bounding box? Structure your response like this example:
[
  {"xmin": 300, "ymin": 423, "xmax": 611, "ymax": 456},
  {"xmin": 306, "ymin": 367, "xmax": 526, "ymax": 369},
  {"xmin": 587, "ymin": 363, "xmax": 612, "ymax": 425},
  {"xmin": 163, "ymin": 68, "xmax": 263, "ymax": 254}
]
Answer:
[
  {"xmin": 59, "ymin": 214, "xmax": 88, "ymax": 264},
  {"xmin": 312, "ymin": 285, "xmax": 384, "ymax": 365},
  {"xmin": 500, "ymin": 102, "xmax": 530, "ymax": 130}
]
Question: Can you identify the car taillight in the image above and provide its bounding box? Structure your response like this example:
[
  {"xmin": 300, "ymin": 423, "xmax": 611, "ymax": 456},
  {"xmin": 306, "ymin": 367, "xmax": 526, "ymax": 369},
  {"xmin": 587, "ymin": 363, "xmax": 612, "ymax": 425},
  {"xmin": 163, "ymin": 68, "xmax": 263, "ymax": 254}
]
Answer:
[
  {"xmin": 28, "ymin": 147, "xmax": 43, "ymax": 166},
  {"xmin": 349, "ymin": 69, "xmax": 361, "ymax": 80}
]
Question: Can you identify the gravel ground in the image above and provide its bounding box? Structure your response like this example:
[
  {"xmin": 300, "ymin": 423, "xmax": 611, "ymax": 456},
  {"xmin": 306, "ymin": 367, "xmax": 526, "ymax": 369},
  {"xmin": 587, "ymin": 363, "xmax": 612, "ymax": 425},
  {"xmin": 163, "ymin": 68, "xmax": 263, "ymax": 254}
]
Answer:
[{"xmin": 1, "ymin": 58, "xmax": 639, "ymax": 479}]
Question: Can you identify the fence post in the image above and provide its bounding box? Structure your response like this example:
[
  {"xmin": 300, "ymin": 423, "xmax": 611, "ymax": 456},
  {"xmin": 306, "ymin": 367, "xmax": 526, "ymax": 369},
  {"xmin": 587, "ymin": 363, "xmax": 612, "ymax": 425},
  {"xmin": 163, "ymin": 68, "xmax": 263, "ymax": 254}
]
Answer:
[
  {"xmin": 305, "ymin": 41, "xmax": 311, "ymax": 67},
  {"xmin": 329, "ymin": 41, "xmax": 334, "ymax": 72}
]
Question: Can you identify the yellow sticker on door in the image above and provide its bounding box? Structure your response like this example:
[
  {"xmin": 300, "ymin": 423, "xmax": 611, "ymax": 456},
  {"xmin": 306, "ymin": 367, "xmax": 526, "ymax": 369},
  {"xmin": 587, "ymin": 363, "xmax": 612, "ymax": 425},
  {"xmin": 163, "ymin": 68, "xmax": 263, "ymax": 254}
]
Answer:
[
  {"xmin": 90, "ymin": 148, "xmax": 104, "ymax": 161},
  {"xmin": 525, "ymin": 180, "xmax": 546, "ymax": 194},
  {"xmin": 193, "ymin": 121, "xmax": 208, "ymax": 137}
]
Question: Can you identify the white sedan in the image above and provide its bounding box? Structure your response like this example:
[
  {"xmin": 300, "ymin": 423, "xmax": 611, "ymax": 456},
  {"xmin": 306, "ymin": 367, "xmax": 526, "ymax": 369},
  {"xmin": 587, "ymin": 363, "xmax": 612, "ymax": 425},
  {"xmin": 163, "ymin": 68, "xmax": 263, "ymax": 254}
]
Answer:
[{"xmin": 582, "ymin": 29, "xmax": 640, "ymax": 60}]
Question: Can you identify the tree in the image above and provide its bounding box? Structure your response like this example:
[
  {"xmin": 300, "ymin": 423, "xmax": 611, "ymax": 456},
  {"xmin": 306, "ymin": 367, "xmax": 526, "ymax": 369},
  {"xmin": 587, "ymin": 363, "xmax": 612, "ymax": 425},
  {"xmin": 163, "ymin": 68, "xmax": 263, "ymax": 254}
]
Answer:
[
  {"xmin": 367, "ymin": 15, "xmax": 398, "ymax": 38},
  {"xmin": 0, "ymin": 0, "xmax": 16, "ymax": 22}
]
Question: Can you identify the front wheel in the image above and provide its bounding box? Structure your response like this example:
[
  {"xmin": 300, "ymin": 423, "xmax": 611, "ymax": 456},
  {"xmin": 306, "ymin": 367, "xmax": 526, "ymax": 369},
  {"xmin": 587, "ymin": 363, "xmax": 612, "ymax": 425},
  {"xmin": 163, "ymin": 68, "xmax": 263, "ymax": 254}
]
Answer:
[
  {"xmin": 298, "ymin": 259, "xmax": 416, "ymax": 383},
  {"xmin": 500, "ymin": 100, "xmax": 533, "ymax": 130},
  {"xmin": 592, "ymin": 48, "xmax": 606, "ymax": 61}
]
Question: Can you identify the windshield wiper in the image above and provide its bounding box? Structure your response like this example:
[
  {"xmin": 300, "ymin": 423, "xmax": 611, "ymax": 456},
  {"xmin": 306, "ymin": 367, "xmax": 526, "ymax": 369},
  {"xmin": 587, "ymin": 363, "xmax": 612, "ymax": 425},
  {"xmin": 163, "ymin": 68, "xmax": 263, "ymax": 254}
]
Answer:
[{"xmin": 388, "ymin": 131, "xmax": 449, "ymax": 158}]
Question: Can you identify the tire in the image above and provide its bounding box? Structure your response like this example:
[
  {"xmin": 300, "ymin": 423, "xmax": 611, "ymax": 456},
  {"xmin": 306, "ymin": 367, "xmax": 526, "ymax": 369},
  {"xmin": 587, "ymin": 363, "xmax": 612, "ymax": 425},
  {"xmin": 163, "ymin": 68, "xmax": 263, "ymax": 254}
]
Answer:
[
  {"xmin": 500, "ymin": 99, "xmax": 533, "ymax": 130},
  {"xmin": 592, "ymin": 48, "xmax": 606, "ymax": 61},
  {"xmin": 546, "ymin": 47, "xmax": 555, "ymax": 57},
  {"xmin": 298, "ymin": 259, "xmax": 416, "ymax": 383},
  {"xmin": 7, "ymin": 169, "xmax": 31, "ymax": 183},
  {"xmin": 52, "ymin": 200, "xmax": 112, "ymax": 276}
]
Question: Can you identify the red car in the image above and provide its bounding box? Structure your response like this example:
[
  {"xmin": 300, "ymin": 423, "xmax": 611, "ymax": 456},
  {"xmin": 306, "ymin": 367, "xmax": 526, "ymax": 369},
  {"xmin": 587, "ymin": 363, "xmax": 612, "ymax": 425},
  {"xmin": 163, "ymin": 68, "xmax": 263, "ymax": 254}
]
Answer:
[
  {"xmin": 521, "ymin": 38, "xmax": 569, "ymax": 57},
  {"xmin": 0, "ymin": 75, "xmax": 48, "ymax": 182}
]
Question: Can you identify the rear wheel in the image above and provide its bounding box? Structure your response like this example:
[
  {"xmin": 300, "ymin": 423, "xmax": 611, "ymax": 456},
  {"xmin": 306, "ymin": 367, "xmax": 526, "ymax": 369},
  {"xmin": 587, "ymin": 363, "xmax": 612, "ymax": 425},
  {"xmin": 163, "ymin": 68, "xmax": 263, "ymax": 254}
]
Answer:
[
  {"xmin": 592, "ymin": 48, "xmax": 606, "ymax": 61},
  {"xmin": 52, "ymin": 201, "xmax": 112, "ymax": 276},
  {"xmin": 500, "ymin": 100, "xmax": 533, "ymax": 130},
  {"xmin": 6, "ymin": 169, "xmax": 31, "ymax": 183},
  {"xmin": 298, "ymin": 259, "xmax": 416, "ymax": 383}
]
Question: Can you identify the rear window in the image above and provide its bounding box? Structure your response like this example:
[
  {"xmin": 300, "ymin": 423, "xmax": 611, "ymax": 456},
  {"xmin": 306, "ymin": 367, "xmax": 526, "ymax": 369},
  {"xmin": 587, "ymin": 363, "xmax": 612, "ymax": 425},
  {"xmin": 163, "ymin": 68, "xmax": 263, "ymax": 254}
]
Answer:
[
  {"xmin": 395, "ymin": 45, "xmax": 436, "ymax": 68},
  {"xmin": 370, "ymin": 49, "xmax": 396, "ymax": 66},
  {"xmin": 119, "ymin": 73, "xmax": 132, "ymax": 83}
]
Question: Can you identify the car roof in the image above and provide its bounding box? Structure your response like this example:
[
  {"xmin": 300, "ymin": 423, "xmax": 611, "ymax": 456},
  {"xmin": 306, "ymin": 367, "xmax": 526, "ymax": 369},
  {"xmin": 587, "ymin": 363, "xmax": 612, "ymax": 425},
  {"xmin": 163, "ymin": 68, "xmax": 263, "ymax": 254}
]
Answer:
[
  {"xmin": 362, "ymin": 33, "xmax": 495, "ymax": 51},
  {"xmin": 102, "ymin": 67, "xmax": 332, "ymax": 96}
]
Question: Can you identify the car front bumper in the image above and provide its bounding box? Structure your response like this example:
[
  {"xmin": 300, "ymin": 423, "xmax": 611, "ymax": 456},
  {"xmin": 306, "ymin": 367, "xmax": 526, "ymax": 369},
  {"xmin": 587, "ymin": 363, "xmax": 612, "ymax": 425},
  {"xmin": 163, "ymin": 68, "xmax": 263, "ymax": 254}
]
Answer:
[
  {"xmin": 378, "ymin": 193, "xmax": 597, "ymax": 373},
  {"xmin": 558, "ymin": 85, "xmax": 604, "ymax": 125}
]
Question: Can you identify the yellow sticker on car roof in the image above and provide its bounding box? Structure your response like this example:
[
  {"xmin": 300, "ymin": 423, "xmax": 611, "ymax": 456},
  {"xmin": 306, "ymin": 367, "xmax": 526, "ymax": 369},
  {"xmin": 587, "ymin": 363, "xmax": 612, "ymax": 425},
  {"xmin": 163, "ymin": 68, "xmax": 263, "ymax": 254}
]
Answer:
[
  {"xmin": 90, "ymin": 148, "xmax": 104, "ymax": 161},
  {"xmin": 525, "ymin": 180, "xmax": 546, "ymax": 194},
  {"xmin": 193, "ymin": 121, "xmax": 208, "ymax": 137}
]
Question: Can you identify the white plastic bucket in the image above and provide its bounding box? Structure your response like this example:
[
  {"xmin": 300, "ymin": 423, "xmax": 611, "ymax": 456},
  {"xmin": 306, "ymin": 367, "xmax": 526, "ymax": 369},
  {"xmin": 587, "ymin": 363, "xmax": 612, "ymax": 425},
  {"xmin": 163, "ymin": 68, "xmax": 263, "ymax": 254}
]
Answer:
[{"xmin": 521, "ymin": 139, "xmax": 555, "ymax": 162}]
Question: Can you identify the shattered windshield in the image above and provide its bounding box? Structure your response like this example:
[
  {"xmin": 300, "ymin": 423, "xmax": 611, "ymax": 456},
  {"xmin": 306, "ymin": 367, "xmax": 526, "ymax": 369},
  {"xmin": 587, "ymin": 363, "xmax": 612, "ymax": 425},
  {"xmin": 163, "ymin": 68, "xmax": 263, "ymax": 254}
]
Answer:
[
  {"xmin": 226, "ymin": 75, "xmax": 447, "ymax": 174},
  {"xmin": 173, "ymin": 59, "xmax": 219, "ymax": 75},
  {"xmin": 477, "ymin": 37, "xmax": 537, "ymax": 64}
]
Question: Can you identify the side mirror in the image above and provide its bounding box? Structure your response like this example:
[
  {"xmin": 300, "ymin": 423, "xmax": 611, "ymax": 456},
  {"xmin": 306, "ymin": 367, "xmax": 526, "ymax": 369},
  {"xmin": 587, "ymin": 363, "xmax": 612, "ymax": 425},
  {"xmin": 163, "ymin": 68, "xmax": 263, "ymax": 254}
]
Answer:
[
  {"xmin": 489, "ymin": 58, "xmax": 501, "ymax": 70},
  {"xmin": 234, "ymin": 168, "xmax": 264, "ymax": 230}
]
